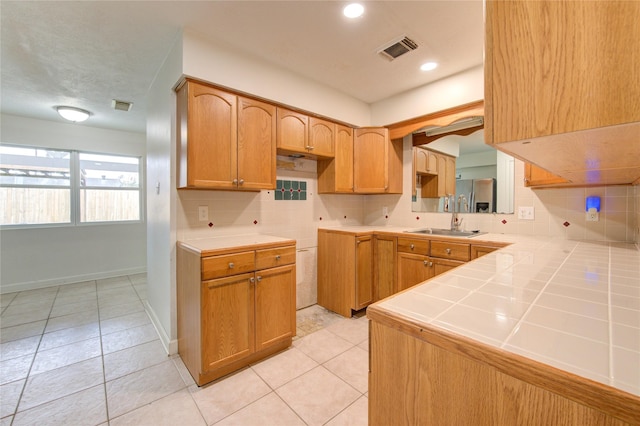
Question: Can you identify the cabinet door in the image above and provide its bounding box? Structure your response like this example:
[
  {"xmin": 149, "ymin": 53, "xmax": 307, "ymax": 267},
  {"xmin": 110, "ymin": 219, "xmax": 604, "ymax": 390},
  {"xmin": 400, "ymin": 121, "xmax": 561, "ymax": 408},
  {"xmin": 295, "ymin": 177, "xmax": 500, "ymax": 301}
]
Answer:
[
  {"xmin": 201, "ymin": 272, "xmax": 255, "ymax": 372},
  {"xmin": 471, "ymin": 245, "xmax": 499, "ymax": 259},
  {"xmin": 237, "ymin": 97, "xmax": 276, "ymax": 190},
  {"xmin": 414, "ymin": 148, "xmax": 431, "ymax": 174},
  {"xmin": 178, "ymin": 81, "xmax": 238, "ymax": 189},
  {"xmin": 374, "ymin": 235, "xmax": 396, "ymax": 301},
  {"xmin": 486, "ymin": 0, "xmax": 640, "ymax": 143},
  {"xmin": 432, "ymin": 257, "xmax": 464, "ymax": 277},
  {"xmin": 255, "ymin": 264, "xmax": 296, "ymax": 351},
  {"xmin": 445, "ymin": 156, "xmax": 456, "ymax": 195},
  {"xmin": 277, "ymin": 108, "xmax": 308, "ymax": 154},
  {"xmin": 437, "ymin": 155, "xmax": 447, "ymax": 196},
  {"xmin": 317, "ymin": 124, "xmax": 353, "ymax": 193},
  {"xmin": 355, "ymin": 235, "xmax": 373, "ymax": 310},
  {"xmin": 308, "ymin": 117, "xmax": 335, "ymax": 158},
  {"xmin": 354, "ymin": 128, "xmax": 389, "ymax": 193},
  {"xmin": 524, "ymin": 163, "xmax": 569, "ymax": 187},
  {"xmin": 397, "ymin": 252, "xmax": 434, "ymax": 292}
]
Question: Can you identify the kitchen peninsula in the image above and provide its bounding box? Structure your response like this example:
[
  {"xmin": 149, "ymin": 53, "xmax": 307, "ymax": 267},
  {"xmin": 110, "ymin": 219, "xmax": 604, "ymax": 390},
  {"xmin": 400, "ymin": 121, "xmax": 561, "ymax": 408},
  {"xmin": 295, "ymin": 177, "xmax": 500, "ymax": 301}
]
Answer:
[{"xmin": 364, "ymin": 232, "xmax": 640, "ymax": 425}]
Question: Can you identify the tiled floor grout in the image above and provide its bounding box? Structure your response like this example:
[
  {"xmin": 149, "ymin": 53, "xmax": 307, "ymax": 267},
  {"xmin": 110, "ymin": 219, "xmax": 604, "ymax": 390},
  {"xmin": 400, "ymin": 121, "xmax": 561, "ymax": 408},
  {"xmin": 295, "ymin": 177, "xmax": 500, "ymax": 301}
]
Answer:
[{"xmin": 1, "ymin": 276, "xmax": 368, "ymax": 425}]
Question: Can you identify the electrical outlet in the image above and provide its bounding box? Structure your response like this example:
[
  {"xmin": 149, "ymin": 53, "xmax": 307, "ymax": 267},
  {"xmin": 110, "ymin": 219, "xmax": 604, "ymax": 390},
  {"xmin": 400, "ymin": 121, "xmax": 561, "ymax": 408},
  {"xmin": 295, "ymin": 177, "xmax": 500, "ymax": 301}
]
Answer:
[
  {"xmin": 517, "ymin": 206, "xmax": 535, "ymax": 220},
  {"xmin": 198, "ymin": 206, "xmax": 209, "ymax": 221},
  {"xmin": 586, "ymin": 209, "xmax": 599, "ymax": 222}
]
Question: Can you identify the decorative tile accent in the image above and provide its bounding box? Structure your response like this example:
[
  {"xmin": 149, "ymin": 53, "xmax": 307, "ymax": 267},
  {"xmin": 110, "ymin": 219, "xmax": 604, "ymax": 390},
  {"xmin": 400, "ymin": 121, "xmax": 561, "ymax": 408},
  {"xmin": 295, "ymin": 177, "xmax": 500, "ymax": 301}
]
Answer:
[
  {"xmin": 563, "ymin": 221, "xmax": 571, "ymax": 227},
  {"xmin": 501, "ymin": 219, "xmax": 507, "ymax": 224},
  {"xmin": 275, "ymin": 180, "xmax": 307, "ymax": 201}
]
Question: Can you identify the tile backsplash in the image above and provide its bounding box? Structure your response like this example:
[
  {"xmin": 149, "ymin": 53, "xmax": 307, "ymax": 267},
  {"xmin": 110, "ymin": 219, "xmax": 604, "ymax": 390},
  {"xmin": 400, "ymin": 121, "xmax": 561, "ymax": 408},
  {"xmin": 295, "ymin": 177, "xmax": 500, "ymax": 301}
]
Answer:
[{"xmin": 275, "ymin": 179, "xmax": 307, "ymax": 200}]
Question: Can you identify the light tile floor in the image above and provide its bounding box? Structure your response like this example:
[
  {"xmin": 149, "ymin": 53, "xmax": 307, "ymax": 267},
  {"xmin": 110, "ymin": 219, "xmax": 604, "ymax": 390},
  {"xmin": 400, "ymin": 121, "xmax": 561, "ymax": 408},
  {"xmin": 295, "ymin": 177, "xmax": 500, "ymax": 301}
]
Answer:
[{"xmin": 0, "ymin": 275, "xmax": 368, "ymax": 425}]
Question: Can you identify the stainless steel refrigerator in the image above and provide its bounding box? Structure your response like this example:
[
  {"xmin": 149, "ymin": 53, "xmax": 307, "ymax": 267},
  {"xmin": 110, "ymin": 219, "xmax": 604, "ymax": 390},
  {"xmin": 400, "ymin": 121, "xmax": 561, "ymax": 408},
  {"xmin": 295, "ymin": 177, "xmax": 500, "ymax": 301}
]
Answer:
[{"xmin": 455, "ymin": 178, "xmax": 496, "ymax": 213}]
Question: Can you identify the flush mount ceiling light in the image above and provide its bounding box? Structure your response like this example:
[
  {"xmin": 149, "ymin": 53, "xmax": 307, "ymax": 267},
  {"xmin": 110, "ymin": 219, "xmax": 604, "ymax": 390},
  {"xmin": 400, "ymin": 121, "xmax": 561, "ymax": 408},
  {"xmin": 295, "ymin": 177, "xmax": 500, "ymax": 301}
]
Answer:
[
  {"xmin": 56, "ymin": 106, "xmax": 90, "ymax": 122},
  {"xmin": 343, "ymin": 3, "xmax": 364, "ymax": 18},
  {"xmin": 420, "ymin": 62, "xmax": 438, "ymax": 71}
]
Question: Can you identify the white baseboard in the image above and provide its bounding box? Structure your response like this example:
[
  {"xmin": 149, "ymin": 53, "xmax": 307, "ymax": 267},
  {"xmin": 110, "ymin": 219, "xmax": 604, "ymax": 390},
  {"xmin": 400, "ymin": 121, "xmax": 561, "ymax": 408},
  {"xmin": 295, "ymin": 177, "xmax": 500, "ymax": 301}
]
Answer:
[
  {"xmin": 0, "ymin": 267, "xmax": 146, "ymax": 294},
  {"xmin": 144, "ymin": 300, "xmax": 178, "ymax": 355}
]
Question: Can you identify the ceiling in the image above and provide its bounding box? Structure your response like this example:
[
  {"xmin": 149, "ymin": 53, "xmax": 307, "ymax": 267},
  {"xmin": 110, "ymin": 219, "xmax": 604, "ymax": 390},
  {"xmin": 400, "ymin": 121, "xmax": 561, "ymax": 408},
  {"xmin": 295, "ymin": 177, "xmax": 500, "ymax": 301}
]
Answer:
[{"xmin": 1, "ymin": 1, "xmax": 484, "ymax": 134}]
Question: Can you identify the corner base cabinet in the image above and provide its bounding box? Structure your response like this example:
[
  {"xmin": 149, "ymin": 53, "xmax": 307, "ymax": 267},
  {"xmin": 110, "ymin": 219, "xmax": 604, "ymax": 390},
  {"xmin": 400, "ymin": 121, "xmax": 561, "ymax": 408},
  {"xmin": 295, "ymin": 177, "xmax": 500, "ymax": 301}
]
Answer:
[{"xmin": 177, "ymin": 237, "xmax": 296, "ymax": 386}]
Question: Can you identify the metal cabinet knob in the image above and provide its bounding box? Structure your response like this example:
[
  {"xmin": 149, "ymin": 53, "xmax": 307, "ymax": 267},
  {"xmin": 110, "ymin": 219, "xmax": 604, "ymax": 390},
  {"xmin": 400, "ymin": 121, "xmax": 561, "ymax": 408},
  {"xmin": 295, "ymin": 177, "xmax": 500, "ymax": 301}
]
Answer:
[
  {"xmin": 238, "ymin": 178, "xmax": 244, "ymax": 185},
  {"xmin": 423, "ymin": 260, "xmax": 428, "ymax": 266},
  {"xmin": 228, "ymin": 262, "xmax": 234, "ymax": 269},
  {"xmin": 446, "ymin": 248, "xmax": 451, "ymax": 254},
  {"xmin": 429, "ymin": 262, "xmax": 433, "ymax": 267},
  {"xmin": 256, "ymin": 276, "xmax": 262, "ymax": 282},
  {"xmin": 250, "ymin": 277, "xmax": 255, "ymax": 283},
  {"xmin": 232, "ymin": 178, "xmax": 238, "ymax": 185},
  {"xmin": 410, "ymin": 244, "xmax": 415, "ymax": 250},
  {"xmin": 275, "ymin": 255, "xmax": 281, "ymax": 260}
]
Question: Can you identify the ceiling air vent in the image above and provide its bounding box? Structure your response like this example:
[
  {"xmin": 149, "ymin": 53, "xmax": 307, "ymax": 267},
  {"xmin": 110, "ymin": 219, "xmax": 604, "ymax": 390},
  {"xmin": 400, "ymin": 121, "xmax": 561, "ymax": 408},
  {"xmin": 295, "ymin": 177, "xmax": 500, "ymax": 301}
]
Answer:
[
  {"xmin": 378, "ymin": 36, "xmax": 418, "ymax": 61},
  {"xmin": 111, "ymin": 99, "xmax": 133, "ymax": 112}
]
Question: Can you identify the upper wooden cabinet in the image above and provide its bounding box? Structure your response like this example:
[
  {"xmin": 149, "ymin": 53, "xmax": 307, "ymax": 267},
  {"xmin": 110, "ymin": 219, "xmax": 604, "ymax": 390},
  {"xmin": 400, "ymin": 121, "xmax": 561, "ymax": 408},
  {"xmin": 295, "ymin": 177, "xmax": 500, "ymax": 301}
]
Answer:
[
  {"xmin": 176, "ymin": 79, "xmax": 276, "ymax": 190},
  {"xmin": 524, "ymin": 163, "xmax": 570, "ymax": 188},
  {"xmin": 237, "ymin": 97, "xmax": 277, "ymax": 190},
  {"xmin": 318, "ymin": 126, "xmax": 402, "ymax": 194},
  {"xmin": 353, "ymin": 128, "xmax": 402, "ymax": 194},
  {"xmin": 276, "ymin": 108, "xmax": 335, "ymax": 159},
  {"xmin": 417, "ymin": 148, "xmax": 456, "ymax": 198},
  {"xmin": 317, "ymin": 124, "xmax": 354, "ymax": 193},
  {"xmin": 484, "ymin": 0, "xmax": 640, "ymax": 186},
  {"xmin": 415, "ymin": 147, "xmax": 438, "ymax": 175},
  {"xmin": 308, "ymin": 117, "xmax": 335, "ymax": 158}
]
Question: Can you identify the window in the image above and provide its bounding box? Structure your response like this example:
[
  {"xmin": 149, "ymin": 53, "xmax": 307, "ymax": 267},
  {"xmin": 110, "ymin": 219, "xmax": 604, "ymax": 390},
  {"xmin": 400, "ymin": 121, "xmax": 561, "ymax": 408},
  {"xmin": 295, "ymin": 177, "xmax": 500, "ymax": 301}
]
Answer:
[
  {"xmin": 0, "ymin": 145, "xmax": 142, "ymax": 227},
  {"xmin": 79, "ymin": 153, "xmax": 140, "ymax": 223}
]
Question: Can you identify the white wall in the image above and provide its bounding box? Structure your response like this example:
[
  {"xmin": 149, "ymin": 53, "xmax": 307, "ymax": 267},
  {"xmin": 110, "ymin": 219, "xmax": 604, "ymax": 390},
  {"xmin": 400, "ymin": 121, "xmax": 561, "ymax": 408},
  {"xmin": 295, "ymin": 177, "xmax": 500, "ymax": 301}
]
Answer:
[
  {"xmin": 0, "ymin": 114, "xmax": 147, "ymax": 293},
  {"xmin": 370, "ymin": 65, "xmax": 484, "ymax": 126},
  {"xmin": 145, "ymin": 34, "xmax": 183, "ymax": 354}
]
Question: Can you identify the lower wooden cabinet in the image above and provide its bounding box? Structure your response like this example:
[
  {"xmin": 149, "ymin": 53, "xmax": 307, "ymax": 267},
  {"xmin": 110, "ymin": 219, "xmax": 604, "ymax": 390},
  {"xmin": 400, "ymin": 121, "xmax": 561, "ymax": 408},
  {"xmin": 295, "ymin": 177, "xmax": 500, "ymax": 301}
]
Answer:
[
  {"xmin": 397, "ymin": 252, "xmax": 434, "ymax": 292},
  {"xmin": 177, "ymin": 240, "xmax": 295, "ymax": 386},
  {"xmin": 373, "ymin": 235, "xmax": 397, "ymax": 301},
  {"xmin": 318, "ymin": 229, "xmax": 510, "ymax": 316},
  {"xmin": 471, "ymin": 244, "xmax": 500, "ymax": 259},
  {"xmin": 317, "ymin": 229, "xmax": 373, "ymax": 317}
]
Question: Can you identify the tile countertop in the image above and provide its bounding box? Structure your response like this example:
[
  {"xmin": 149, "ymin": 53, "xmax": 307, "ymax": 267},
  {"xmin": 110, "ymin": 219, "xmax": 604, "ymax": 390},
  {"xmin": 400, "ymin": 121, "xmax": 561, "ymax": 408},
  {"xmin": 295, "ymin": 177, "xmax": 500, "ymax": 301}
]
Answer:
[
  {"xmin": 177, "ymin": 234, "xmax": 296, "ymax": 255},
  {"xmin": 371, "ymin": 233, "xmax": 640, "ymax": 398}
]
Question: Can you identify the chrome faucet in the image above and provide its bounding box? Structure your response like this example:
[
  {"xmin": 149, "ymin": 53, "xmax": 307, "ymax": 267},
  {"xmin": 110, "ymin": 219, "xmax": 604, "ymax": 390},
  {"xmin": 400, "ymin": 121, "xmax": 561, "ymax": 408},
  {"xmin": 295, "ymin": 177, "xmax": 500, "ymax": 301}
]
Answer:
[
  {"xmin": 451, "ymin": 212, "xmax": 463, "ymax": 231},
  {"xmin": 450, "ymin": 194, "xmax": 467, "ymax": 231}
]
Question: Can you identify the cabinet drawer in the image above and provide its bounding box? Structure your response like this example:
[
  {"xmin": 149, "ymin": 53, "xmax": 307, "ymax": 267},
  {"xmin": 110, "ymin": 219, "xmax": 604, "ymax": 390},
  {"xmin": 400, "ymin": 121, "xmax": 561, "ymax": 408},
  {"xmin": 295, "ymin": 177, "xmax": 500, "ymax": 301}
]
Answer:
[
  {"xmin": 430, "ymin": 241, "xmax": 470, "ymax": 262},
  {"xmin": 397, "ymin": 238, "xmax": 429, "ymax": 254},
  {"xmin": 255, "ymin": 246, "xmax": 296, "ymax": 270},
  {"xmin": 202, "ymin": 251, "xmax": 255, "ymax": 280}
]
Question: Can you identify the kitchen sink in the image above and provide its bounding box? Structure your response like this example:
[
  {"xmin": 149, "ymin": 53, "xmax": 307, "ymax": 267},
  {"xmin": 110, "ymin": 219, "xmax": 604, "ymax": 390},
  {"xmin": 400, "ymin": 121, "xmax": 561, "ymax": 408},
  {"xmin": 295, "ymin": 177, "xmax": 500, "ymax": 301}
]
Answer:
[{"xmin": 405, "ymin": 228, "xmax": 485, "ymax": 238}]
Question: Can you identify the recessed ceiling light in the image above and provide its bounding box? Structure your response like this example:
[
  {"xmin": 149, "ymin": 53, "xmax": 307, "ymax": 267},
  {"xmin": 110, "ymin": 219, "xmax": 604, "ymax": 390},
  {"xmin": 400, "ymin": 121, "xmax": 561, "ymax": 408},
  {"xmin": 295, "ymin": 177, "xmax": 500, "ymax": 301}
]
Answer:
[
  {"xmin": 343, "ymin": 3, "xmax": 364, "ymax": 18},
  {"xmin": 420, "ymin": 62, "xmax": 438, "ymax": 71},
  {"xmin": 56, "ymin": 106, "xmax": 90, "ymax": 122}
]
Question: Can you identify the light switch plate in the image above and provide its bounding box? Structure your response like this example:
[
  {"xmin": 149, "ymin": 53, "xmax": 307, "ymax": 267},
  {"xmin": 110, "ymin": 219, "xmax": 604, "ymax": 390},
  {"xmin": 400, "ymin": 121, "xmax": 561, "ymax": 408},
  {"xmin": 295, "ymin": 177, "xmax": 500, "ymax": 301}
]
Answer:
[
  {"xmin": 518, "ymin": 206, "xmax": 535, "ymax": 220},
  {"xmin": 198, "ymin": 206, "xmax": 209, "ymax": 221}
]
